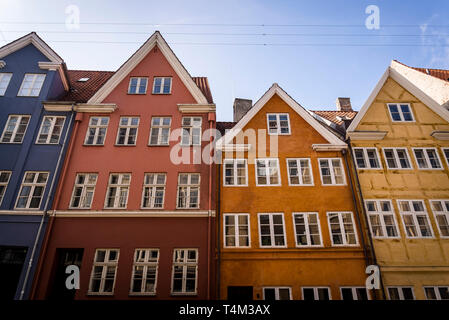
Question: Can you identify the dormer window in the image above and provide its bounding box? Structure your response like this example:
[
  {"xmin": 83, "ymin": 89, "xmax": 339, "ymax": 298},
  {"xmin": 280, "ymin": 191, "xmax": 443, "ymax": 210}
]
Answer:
[
  {"xmin": 0, "ymin": 73, "xmax": 12, "ymax": 96},
  {"xmin": 387, "ymin": 103, "xmax": 414, "ymax": 122},
  {"xmin": 18, "ymin": 74, "xmax": 46, "ymax": 97},
  {"xmin": 128, "ymin": 77, "xmax": 148, "ymax": 94},
  {"xmin": 152, "ymin": 77, "xmax": 171, "ymax": 94}
]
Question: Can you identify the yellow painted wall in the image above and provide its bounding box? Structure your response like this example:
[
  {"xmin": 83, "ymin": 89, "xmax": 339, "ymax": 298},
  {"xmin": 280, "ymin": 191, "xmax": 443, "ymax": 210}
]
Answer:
[
  {"xmin": 350, "ymin": 77, "xmax": 449, "ymax": 299},
  {"xmin": 219, "ymin": 93, "xmax": 370, "ymax": 300}
]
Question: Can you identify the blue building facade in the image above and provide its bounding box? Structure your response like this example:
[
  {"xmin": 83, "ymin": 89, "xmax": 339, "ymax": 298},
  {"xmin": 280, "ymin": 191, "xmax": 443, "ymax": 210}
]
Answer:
[{"xmin": 0, "ymin": 33, "xmax": 74, "ymax": 299}]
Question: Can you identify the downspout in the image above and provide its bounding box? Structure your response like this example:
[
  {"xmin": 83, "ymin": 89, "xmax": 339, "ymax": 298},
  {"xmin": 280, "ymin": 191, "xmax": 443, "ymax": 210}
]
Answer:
[
  {"xmin": 216, "ymin": 162, "xmax": 221, "ymax": 300},
  {"xmin": 206, "ymin": 112, "xmax": 215, "ymax": 300},
  {"xmin": 30, "ymin": 106, "xmax": 81, "ymax": 299},
  {"xmin": 19, "ymin": 108, "xmax": 75, "ymax": 300},
  {"xmin": 346, "ymin": 139, "xmax": 386, "ymax": 300}
]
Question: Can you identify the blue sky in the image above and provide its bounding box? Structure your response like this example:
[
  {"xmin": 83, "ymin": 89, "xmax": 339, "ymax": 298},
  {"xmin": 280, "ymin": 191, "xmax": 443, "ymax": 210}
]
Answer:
[{"xmin": 1, "ymin": 0, "xmax": 448, "ymax": 121}]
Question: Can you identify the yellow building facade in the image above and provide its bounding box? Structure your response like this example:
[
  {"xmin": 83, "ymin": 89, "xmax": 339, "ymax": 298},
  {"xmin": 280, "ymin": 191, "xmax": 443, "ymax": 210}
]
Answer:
[{"xmin": 347, "ymin": 61, "xmax": 449, "ymax": 300}]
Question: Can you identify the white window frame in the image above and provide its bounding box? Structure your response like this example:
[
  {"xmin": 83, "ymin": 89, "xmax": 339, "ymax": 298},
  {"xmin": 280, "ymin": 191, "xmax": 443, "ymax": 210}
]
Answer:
[
  {"xmin": 352, "ymin": 147, "xmax": 382, "ymax": 169},
  {"xmin": 223, "ymin": 159, "xmax": 248, "ymax": 187},
  {"xmin": 69, "ymin": 173, "xmax": 98, "ymax": 209},
  {"xmin": 423, "ymin": 286, "xmax": 449, "ymax": 300},
  {"xmin": 149, "ymin": 117, "xmax": 171, "ymax": 146},
  {"xmin": 412, "ymin": 147, "xmax": 443, "ymax": 170},
  {"xmin": 88, "ymin": 249, "xmax": 119, "ymax": 295},
  {"xmin": 141, "ymin": 173, "xmax": 166, "ymax": 209},
  {"xmin": 258, "ymin": 213, "xmax": 287, "ymax": 248},
  {"xmin": 397, "ymin": 200, "xmax": 434, "ymax": 239},
  {"xmin": 266, "ymin": 113, "xmax": 291, "ymax": 135},
  {"xmin": 84, "ymin": 117, "xmax": 109, "ymax": 145},
  {"xmin": 327, "ymin": 212, "xmax": 359, "ymax": 246},
  {"xmin": 0, "ymin": 73, "xmax": 13, "ymax": 96},
  {"xmin": 176, "ymin": 173, "xmax": 200, "ymax": 209},
  {"xmin": 364, "ymin": 199, "xmax": 400, "ymax": 239},
  {"xmin": 0, "ymin": 171, "xmax": 12, "ymax": 206},
  {"xmin": 387, "ymin": 286, "xmax": 416, "ymax": 300},
  {"xmin": 292, "ymin": 212, "xmax": 323, "ymax": 247},
  {"xmin": 340, "ymin": 287, "xmax": 371, "ymax": 300},
  {"xmin": 223, "ymin": 213, "xmax": 251, "ymax": 248},
  {"xmin": 387, "ymin": 103, "xmax": 415, "ymax": 122},
  {"xmin": 429, "ymin": 200, "xmax": 449, "ymax": 238},
  {"xmin": 152, "ymin": 77, "xmax": 172, "ymax": 94},
  {"xmin": 442, "ymin": 148, "xmax": 449, "ymax": 168},
  {"xmin": 382, "ymin": 147, "xmax": 413, "ymax": 170},
  {"xmin": 17, "ymin": 73, "xmax": 46, "ymax": 97},
  {"xmin": 0, "ymin": 115, "xmax": 31, "ymax": 144},
  {"xmin": 127, "ymin": 77, "xmax": 148, "ymax": 94},
  {"xmin": 14, "ymin": 171, "xmax": 49, "ymax": 210},
  {"xmin": 318, "ymin": 158, "xmax": 346, "ymax": 186},
  {"xmin": 36, "ymin": 116, "xmax": 66, "ymax": 144},
  {"xmin": 301, "ymin": 287, "xmax": 332, "ymax": 300},
  {"xmin": 129, "ymin": 248, "xmax": 159, "ymax": 296},
  {"xmin": 262, "ymin": 287, "xmax": 292, "ymax": 300},
  {"xmin": 286, "ymin": 158, "xmax": 314, "ymax": 186},
  {"xmin": 115, "ymin": 116, "xmax": 140, "ymax": 146},
  {"xmin": 181, "ymin": 117, "xmax": 202, "ymax": 146},
  {"xmin": 255, "ymin": 158, "xmax": 281, "ymax": 186},
  {"xmin": 171, "ymin": 248, "xmax": 198, "ymax": 295},
  {"xmin": 104, "ymin": 173, "xmax": 131, "ymax": 209}
]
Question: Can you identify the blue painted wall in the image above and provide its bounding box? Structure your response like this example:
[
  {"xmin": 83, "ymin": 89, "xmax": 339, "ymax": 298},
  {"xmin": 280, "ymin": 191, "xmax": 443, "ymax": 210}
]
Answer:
[{"xmin": 0, "ymin": 43, "xmax": 74, "ymax": 299}]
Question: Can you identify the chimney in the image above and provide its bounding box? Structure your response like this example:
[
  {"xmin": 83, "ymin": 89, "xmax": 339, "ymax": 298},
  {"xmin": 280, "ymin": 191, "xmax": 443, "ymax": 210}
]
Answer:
[
  {"xmin": 233, "ymin": 98, "xmax": 252, "ymax": 122},
  {"xmin": 336, "ymin": 97, "xmax": 352, "ymax": 112}
]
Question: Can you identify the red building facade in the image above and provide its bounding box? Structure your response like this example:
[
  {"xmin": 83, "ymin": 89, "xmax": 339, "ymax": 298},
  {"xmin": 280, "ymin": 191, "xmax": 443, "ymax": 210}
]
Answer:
[{"xmin": 32, "ymin": 32, "xmax": 216, "ymax": 299}]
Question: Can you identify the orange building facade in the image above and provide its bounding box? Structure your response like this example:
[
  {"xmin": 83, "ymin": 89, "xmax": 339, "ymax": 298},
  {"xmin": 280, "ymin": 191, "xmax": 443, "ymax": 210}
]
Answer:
[{"xmin": 216, "ymin": 84, "xmax": 374, "ymax": 300}]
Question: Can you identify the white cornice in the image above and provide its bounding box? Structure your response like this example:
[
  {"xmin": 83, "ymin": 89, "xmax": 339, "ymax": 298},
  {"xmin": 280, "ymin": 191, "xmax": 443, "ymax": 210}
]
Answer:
[
  {"xmin": 312, "ymin": 144, "xmax": 347, "ymax": 151},
  {"xmin": 0, "ymin": 60, "xmax": 5, "ymax": 68},
  {"xmin": 0, "ymin": 210, "xmax": 45, "ymax": 215},
  {"xmin": 53, "ymin": 210, "xmax": 211, "ymax": 218},
  {"xmin": 75, "ymin": 103, "xmax": 117, "ymax": 113},
  {"xmin": 347, "ymin": 131, "xmax": 387, "ymax": 140},
  {"xmin": 43, "ymin": 103, "xmax": 73, "ymax": 112},
  {"xmin": 431, "ymin": 131, "xmax": 449, "ymax": 140},
  {"xmin": 178, "ymin": 104, "xmax": 216, "ymax": 113},
  {"xmin": 217, "ymin": 144, "xmax": 251, "ymax": 152},
  {"xmin": 39, "ymin": 61, "xmax": 69, "ymax": 91}
]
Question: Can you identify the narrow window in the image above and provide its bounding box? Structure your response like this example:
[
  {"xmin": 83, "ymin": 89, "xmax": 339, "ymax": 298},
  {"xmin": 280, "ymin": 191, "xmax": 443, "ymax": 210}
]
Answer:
[
  {"xmin": 263, "ymin": 287, "xmax": 292, "ymax": 300},
  {"xmin": 413, "ymin": 148, "xmax": 442, "ymax": 169},
  {"xmin": 0, "ymin": 171, "xmax": 12, "ymax": 206},
  {"xmin": 36, "ymin": 116, "xmax": 65, "ymax": 144},
  {"xmin": 353, "ymin": 148, "xmax": 381, "ymax": 169},
  {"xmin": 430, "ymin": 200, "xmax": 449, "ymax": 238},
  {"xmin": 387, "ymin": 287, "xmax": 415, "ymax": 300},
  {"xmin": 293, "ymin": 212, "xmax": 322, "ymax": 246},
  {"xmin": 1, "ymin": 115, "xmax": 31, "ymax": 143},
  {"xmin": 181, "ymin": 117, "xmax": 202, "ymax": 146},
  {"xmin": 365, "ymin": 200, "xmax": 399, "ymax": 238},
  {"xmin": 287, "ymin": 158, "xmax": 313, "ymax": 185},
  {"xmin": 153, "ymin": 77, "xmax": 172, "ymax": 94},
  {"xmin": 128, "ymin": 77, "xmax": 148, "ymax": 94},
  {"xmin": 442, "ymin": 148, "xmax": 449, "ymax": 167},
  {"xmin": 327, "ymin": 212, "xmax": 358, "ymax": 246},
  {"xmin": 383, "ymin": 148, "xmax": 412, "ymax": 169},
  {"xmin": 267, "ymin": 113, "xmax": 290, "ymax": 135},
  {"xmin": 142, "ymin": 173, "xmax": 166, "ymax": 209},
  {"xmin": 224, "ymin": 214, "xmax": 250, "ymax": 248},
  {"xmin": 256, "ymin": 158, "xmax": 281, "ymax": 186},
  {"xmin": 85, "ymin": 117, "xmax": 109, "ymax": 145},
  {"xmin": 105, "ymin": 173, "xmax": 131, "ymax": 208},
  {"xmin": 341, "ymin": 287, "xmax": 369, "ymax": 300},
  {"xmin": 223, "ymin": 159, "xmax": 247, "ymax": 186},
  {"xmin": 149, "ymin": 117, "xmax": 171, "ymax": 146},
  {"xmin": 318, "ymin": 158, "xmax": 345, "ymax": 185},
  {"xmin": 177, "ymin": 173, "xmax": 200, "ymax": 209},
  {"xmin": 0, "ymin": 73, "xmax": 12, "ymax": 96},
  {"xmin": 258, "ymin": 213, "xmax": 286, "ymax": 247},
  {"xmin": 130, "ymin": 249, "xmax": 159, "ymax": 295},
  {"xmin": 397, "ymin": 200, "xmax": 433, "ymax": 238},
  {"xmin": 70, "ymin": 173, "xmax": 98, "ymax": 209},
  {"xmin": 116, "ymin": 117, "xmax": 139, "ymax": 145},
  {"xmin": 387, "ymin": 103, "xmax": 414, "ymax": 122},
  {"xmin": 302, "ymin": 287, "xmax": 331, "ymax": 300},
  {"xmin": 424, "ymin": 286, "xmax": 449, "ymax": 300},
  {"xmin": 88, "ymin": 249, "xmax": 119, "ymax": 295},
  {"xmin": 18, "ymin": 74, "xmax": 46, "ymax": 96},
  {"xmin": 15, "ymin": 172, "xmax": 49, "ymax": 209},
  {"xmin": 171, "ymin": 249, "xmax": 198, "ymax": 295}
]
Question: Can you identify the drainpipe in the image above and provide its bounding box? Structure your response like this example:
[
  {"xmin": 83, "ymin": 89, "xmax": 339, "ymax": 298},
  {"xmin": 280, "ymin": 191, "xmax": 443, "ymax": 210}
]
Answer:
[
  {"xmin": 346, "ymin": 139, "xmax": 386, "ymax": 300},
  {"xmin": 20, "ymin": 108, "xmax": 75, "ymax": 300},
  {"xmin": 206, "ymin": 112, "xmax": 215, "ymax": 299},
  {"xmin": 216, "ymin": 162, "xmax": 221, "ymax": 300},
  {"xmin": 30, "ymin": 106, "xmax": 81, "ymax": 299}
]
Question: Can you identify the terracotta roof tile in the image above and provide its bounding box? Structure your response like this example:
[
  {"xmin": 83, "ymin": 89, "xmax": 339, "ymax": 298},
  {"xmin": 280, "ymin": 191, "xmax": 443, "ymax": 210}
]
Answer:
[
  {"xmin": 60, "ymin": 70, "xmax": 115, "ymax": 103},
  {"xmin": 312, "ymin": 110, "xmax": 358, "ymax": 125},
  {"xmin": 216, "ymin": 121, "xmax": 236, "ymax": 136},
  {"xmin": 193, "ymin": 77, "xmax": 214, "ymax": 103}
]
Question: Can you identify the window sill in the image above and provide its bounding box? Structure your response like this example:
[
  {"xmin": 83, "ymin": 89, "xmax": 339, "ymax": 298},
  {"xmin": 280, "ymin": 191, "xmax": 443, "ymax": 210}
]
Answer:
[
  {"xmin": 176, "ymin": 207, "xmax": 201, "ymax": 210},
  {"xmin": 152, "ymin": 93, "xmax": 172, "ymax": 95},
  {"xmin": 148, "ymin": 144, "xmax": 170, "ymax": 147},
  {"xmin": 126, "ymin": 93, "xmax": 147, "ymax": 95},
  {"xmin": 114, "ymin": 144, "xmax": 137, "ymax": 147},
  {"xmin": 86, "ymin": 292, "xmax": 114, "ymax": 296},
  {"xmin": 129, "ymin": 292, "xmax": 156, "ymax": 296},
  {"xmin": 83, "ymin": 144, "xmax": 105, "ymax": 147},
  {"xmin": 0, "ymin": 142, "xmax": 24, "ymax": 144},
  {"xmin": 170, "ymin": 292, "xmax": 197, "ymax": 296},
  {"xmin": 140, "ymin": 207, "xmax": 165, "ymax": 210}
]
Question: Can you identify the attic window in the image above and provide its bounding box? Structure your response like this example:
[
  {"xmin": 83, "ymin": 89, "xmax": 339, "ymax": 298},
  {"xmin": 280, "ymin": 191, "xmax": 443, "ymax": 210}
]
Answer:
[{"xmin": 77, "ymin": 77, "xmax": 90, "ymax": 82}]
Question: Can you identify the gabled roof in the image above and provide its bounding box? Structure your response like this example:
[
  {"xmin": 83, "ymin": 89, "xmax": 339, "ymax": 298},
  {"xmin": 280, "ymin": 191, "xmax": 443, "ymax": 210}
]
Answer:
[
  {"xmin": 394, "ymin": 60, "xmax": 449, "ymax": 83},
  {"xmin": 88, "ymin": 31, "xmax": 210, "ymax": 104},
  {"xmin": 217, "ymin": 83, "xmax": 346, "ymax": 147},
  {"xmin": 193, "ymin": 77, "xmax": 213, "ymax": 103},
  {"xmin": 347, "ymin": 60, "xmax": 449, "ymax": 133},
  {"xmin": 60, "ymin": 70, "xmax": 115, "ymax": 103},
  {"xmin": 311, "ymin": 110, "xmax": 357, "ymax": 125}
]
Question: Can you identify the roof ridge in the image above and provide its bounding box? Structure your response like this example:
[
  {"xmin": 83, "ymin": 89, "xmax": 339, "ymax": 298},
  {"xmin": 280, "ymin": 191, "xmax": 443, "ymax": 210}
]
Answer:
[{"xmin": 68, "ymin": 69, "xmax": 115, "ymax": 73}]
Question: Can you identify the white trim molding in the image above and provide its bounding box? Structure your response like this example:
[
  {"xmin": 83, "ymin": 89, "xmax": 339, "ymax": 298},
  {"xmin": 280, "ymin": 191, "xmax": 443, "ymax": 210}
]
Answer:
[
  {"xmin": 347, "ymin": 131, "xmax": 388, "ymax": 140},
  {"xmin": 88, "ymin": 31, "xmax": 208, "ymax": 104},
  {"xmin": 178, "ymin": 104, "xmax": 216, "ymax": 113},
  {"xmin": 75, "ymin": 103, "xmax": 117, "ymax": 113},
  {"xmin": 38, "ymin": 61, "xmax": 69, "ymax": 91},
  {"xmin": 431, "ymin": 131, "xmax": 449, "ymax": 140},
  {"xmin": 217, "ymin": 144, "xmax": 251, "ymax": 152},
  {"xmin": 0, "ymin": 60, "xmax": 5, "ymax": 68},
  {"xmin": 43, "ymin": 102, "xmax": 74, "ymax": 112},
  {"xmin": 312, "ymin": 144, "xmax": 347, "ymax": 151}
]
